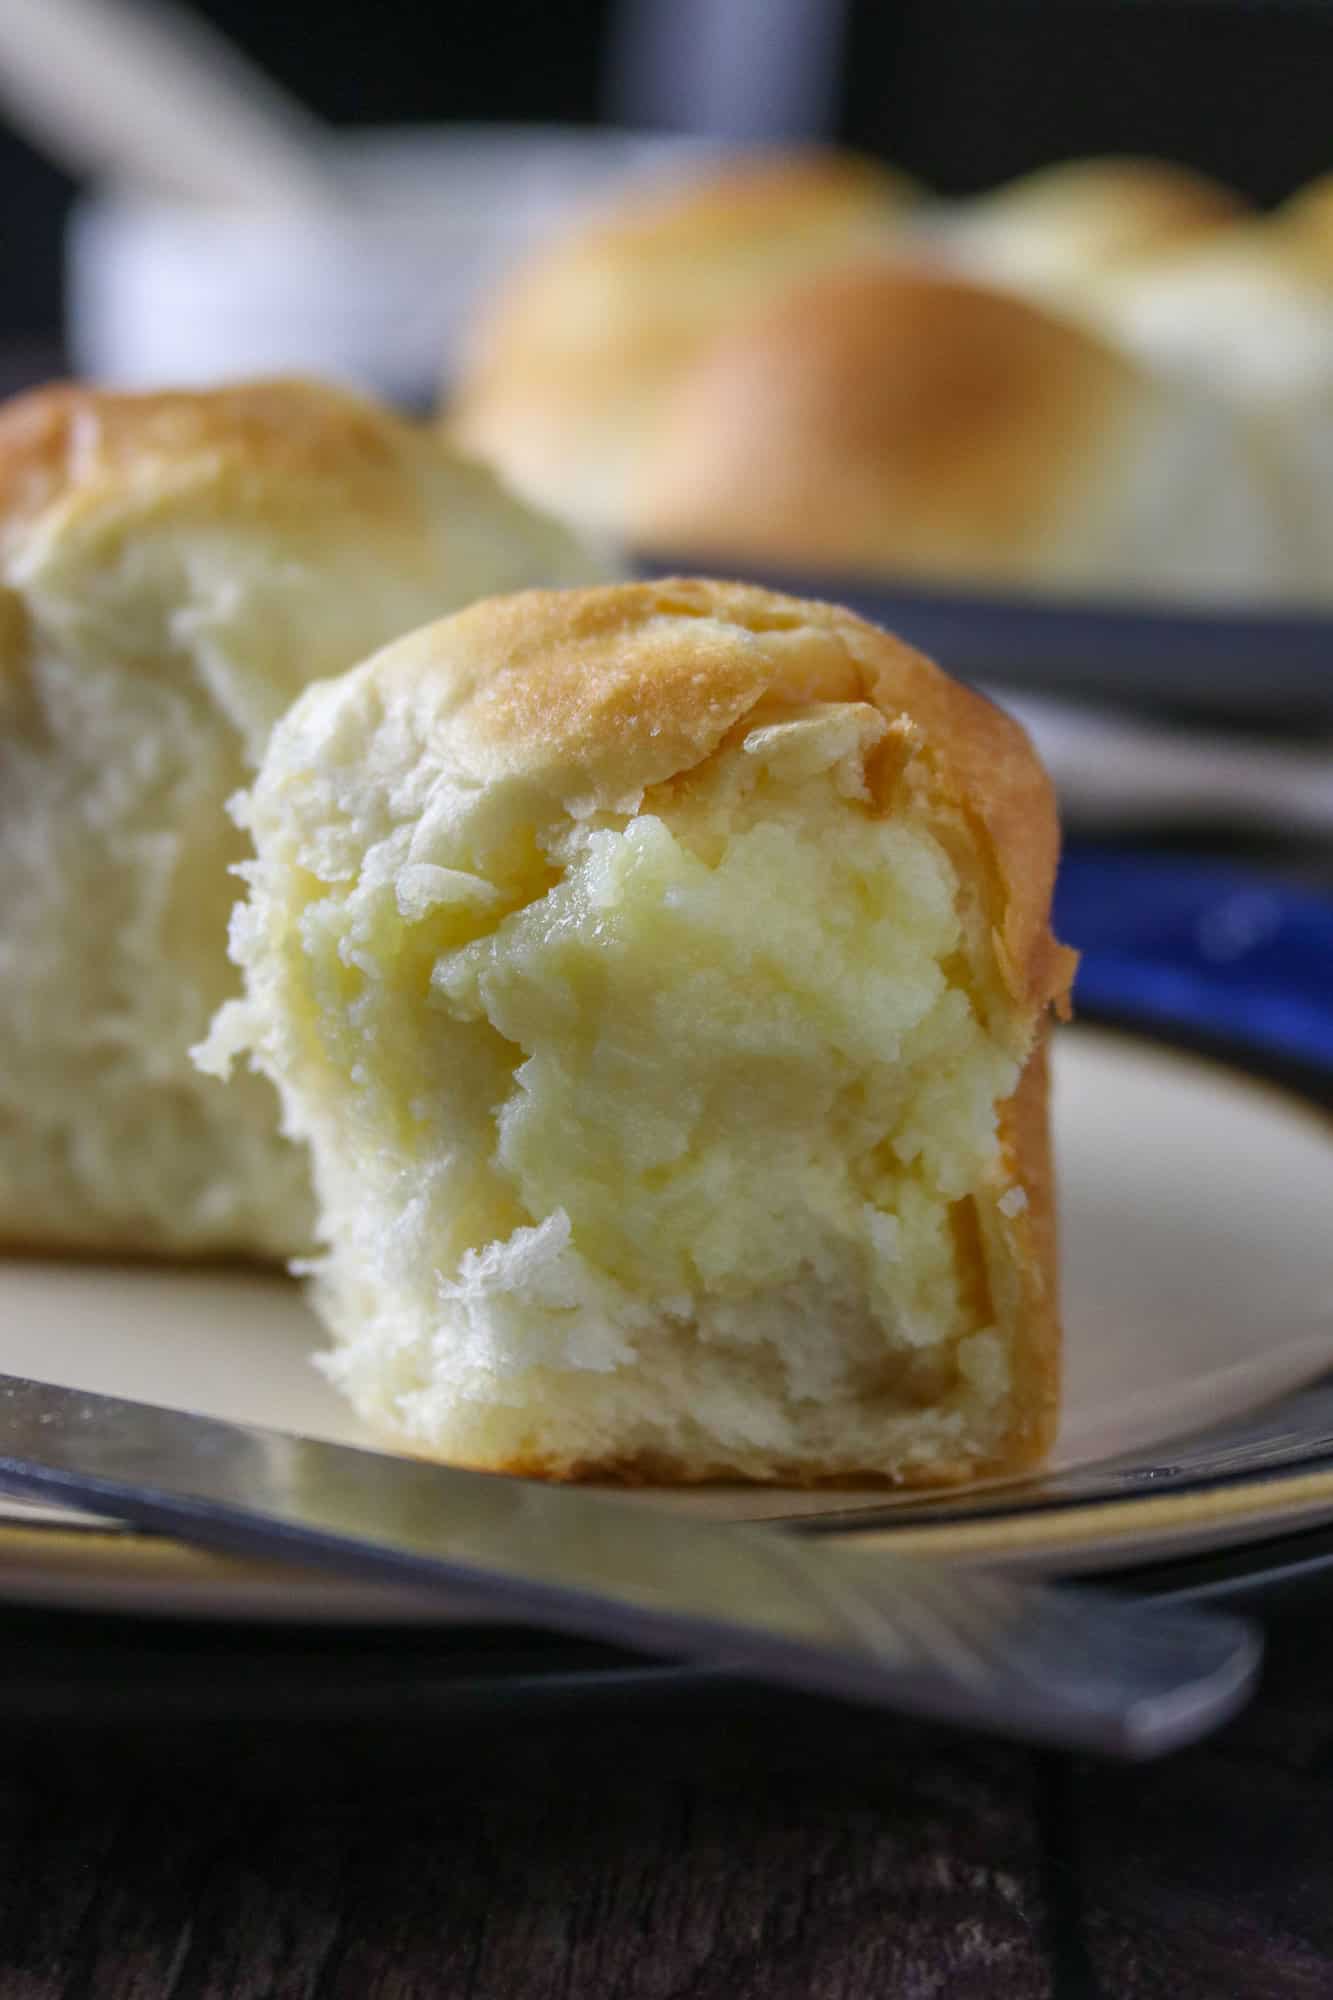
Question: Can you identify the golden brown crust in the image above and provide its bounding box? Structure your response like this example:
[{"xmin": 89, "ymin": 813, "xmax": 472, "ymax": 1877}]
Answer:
[
  {"xmin": 632, "ymin": 265, "xmax": 1138, "ymax": 584},
  {"xmin": 456, "ymin": 150, "xmax": 911, "ymax": 348},
  {"xmin": 437, "ymin": 579, "xmax": 777, "ymax": 796},
  {"xmin": 395, "ymin": 1443, "xmax": 1013, "ymax": 1488},
  {"xmin": 447, "ymin": 1455, "xmax": 997, "ymax": 1489},
  {"xmin": 0, "ymin": 379, "xmax": 612, "ymax": 641},
  {"xmin": 992, "ymin": 1028, "xmax": 1062, "ymax": 1471},
  {"xmin": 0, "ymin": 377, "xmax": 439, "ymax": 548},
  {"xmin": 0, "ymin": 372, "xmax": 601, "ymax": 730},
  {"xmin": 451, "ymin": 149, "xmax": 909, "ymax": 388}
]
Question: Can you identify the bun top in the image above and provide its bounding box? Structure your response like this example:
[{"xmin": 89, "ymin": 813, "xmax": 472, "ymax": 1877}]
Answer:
[
  {"xmin": 939, "ymin": 156, "xmax": 1249, "ymax": 310},
  {"xmin": 631, "ymin": 264, "xmax": 1143, "ymax": 583},
  {"xmin": 255, "ymin": 576, "xmax": 1076, "ymax": 1022},
  {"xmin": 0, "ymin": 377, "xmax": 607, "ymax": 758},
  {"xmin": 447, "ymin": 150, "xmax": 917, "ymax": 529},
  {"xmin": 550, "ymin": 148, "xmax": 916, "ymax": 261}
]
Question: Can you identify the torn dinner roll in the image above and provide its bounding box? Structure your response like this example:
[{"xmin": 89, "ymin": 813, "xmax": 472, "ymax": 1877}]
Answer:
[
  {"xmin": 202, "ymin": 578, "xmax": 1075, "ymax": 1485},
  {"xmin": 0, "ymin": 376, "xmax": 610, "ymax": 1260}
]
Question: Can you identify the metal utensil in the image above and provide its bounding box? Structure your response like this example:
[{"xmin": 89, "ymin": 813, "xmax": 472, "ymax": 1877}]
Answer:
[{"xmin": 0, "ymin": 1374, "xmax": 1260, "ymax": 1758}]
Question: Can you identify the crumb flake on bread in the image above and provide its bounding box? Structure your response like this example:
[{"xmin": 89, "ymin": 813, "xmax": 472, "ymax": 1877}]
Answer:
[{"xmin": 203, "ymin": 579, "xmax": 1075, "ymax": 1484}]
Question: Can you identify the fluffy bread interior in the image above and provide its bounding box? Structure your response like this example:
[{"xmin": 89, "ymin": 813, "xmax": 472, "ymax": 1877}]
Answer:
[
  {"xmin": 0, "ymin": 378, "xmax": 611, "ymax": 1258},
  {"xmin": 204, "ymin": 581, "xmax": 1071, "ymax": 1483},
  {"xmin": 0, "ymin": 593, "xmax": 312, "ymax": 1255}
]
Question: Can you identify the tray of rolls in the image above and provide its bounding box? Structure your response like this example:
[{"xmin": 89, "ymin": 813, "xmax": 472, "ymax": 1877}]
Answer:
[{"xmin": 442, "ymin": 147, "xmax": 1333, "ymax": 721}]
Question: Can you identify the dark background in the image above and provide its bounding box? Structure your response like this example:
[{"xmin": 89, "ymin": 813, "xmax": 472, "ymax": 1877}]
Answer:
[{"xmin": 2, "ymin": 1, "xmax": 1331, "ymax": 338}]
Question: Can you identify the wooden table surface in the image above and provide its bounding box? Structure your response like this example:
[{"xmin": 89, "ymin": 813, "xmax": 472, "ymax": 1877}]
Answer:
[{"xmin": 3, "ymin": 1603, "xmax": 1333, "ymax": 2000}]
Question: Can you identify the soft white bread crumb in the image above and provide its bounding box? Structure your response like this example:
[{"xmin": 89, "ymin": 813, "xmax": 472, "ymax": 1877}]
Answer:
[
  {"xmin": 204, "ymin": 579, "xmax": 1073, "ymax": 1484},
  {"xmin": 0, "ymin": 378, "xmax": 611, "ymax": 1259}
]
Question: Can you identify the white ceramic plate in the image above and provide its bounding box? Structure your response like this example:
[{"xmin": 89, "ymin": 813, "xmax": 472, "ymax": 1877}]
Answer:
[{"xmin": 1, "ymin": 1026, "xmax": 1331, "ymax": 1619}]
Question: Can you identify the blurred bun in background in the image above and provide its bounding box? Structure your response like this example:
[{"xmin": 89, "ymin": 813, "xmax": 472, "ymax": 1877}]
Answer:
[
  {"xmin": 0, "ymin": 376, "xmax": 612, "ymax": 1263},
  {"xmin": 933, "ymin": 156, "xmax": 1250, "ymax": 320},
  {"xmin": 632, "ymin": 263, "xmax": 1289, "ymax": 603},
  {"xmin": 206, "ymin": 576, "xmax": 1071, "ymax": 1485},
  {"xmin": 1086, "ymin": 186, "xmax": 1333, "ymax": 605},
  {"xmin": 1094, "ymin": 189, "xmax": 1333, "ymax": 406},
  {"xmin": 447, "ymin": 148, "xmax": 919, "ymax": 533},
  {"xmin": 446, "ymin": 142, "xmax": 1333, "ymax": 608}
]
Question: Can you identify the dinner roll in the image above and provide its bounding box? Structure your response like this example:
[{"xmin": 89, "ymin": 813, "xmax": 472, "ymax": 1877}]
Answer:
[
  {"xmin": 0, "ymin": 378, "xmax": 610, "ymax": 1260},
  {"xmin": 936, "ymin": 157, "xmax": 1248, "ymax": 319},
  {"xmin": 447, "ymin": 149, "xmax": 917, "ymax": 533},
  {"xmin": 1091, "ymin": 203, "xmax": 1333, "ymax": 601},
  {"xmin": 1096, "ymin": 210, "xmax": 1333, "ymax": 404},
  {"xmin": 202, "ymin": 578, "xmax": 1074, "ymax": 1485},
  {"xmin": 632, "ymin": 264, "xmax": 1290, "ymax": 602}
]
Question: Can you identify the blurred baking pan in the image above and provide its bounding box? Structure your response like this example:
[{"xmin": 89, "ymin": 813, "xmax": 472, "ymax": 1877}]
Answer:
[{"xmin": 635, "ymin": 554, "xmax": 1333, "ymax": 725}]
